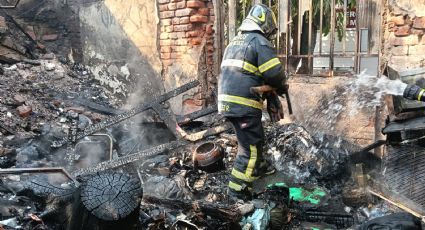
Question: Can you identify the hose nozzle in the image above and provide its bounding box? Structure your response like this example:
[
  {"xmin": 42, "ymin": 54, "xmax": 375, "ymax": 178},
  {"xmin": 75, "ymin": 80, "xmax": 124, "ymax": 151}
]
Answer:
[{"xmin": 403, "ymin": 84, "xmax": 425, "ymax": 102}]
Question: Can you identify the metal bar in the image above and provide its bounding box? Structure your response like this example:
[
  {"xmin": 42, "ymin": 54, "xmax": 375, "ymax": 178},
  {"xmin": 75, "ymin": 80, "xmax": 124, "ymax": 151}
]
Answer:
[
  {"xmin": 329, "ymin": 0, "xmax": 336, "ymax": 76},
  {"xmin": 72, "ymin": 141, "xmax": 186, "ymax": 176},
  {"xmin": 0, "ymin": 167, "xmax": 76, "ymax": 183},
  {"xmin": 308, "ymin": 0, "xmax": 313, "ymax": 73},
  {"xmin": 52, "ymin": 81, "xmax": 199, "ymax": 148},
  {"xmin": 286, "ymin": 0, "xmax": 291, "ymax": 72},
  {"xmin": 319, "ymin": 0, "xmax": 323, "ymax": 55},
  {"xmin": 0, "ymin": 0, "xmax": 21, "ymax": 8},
  {"xmin": 354, "ymin": 2, "xmax": 360, "ymax": 74},
  {"xmin": 343, "ymin": 0, "xmax": 347, "ymax": 55},
  {"xmin": 297, "ymin": 0, "xmax": 302, "ymax": 55},
  {"xmin": 278, "ymin": 53, "xmax": 379, "ymax": 58},
  {"xmin": 214, "ymin": 0, "xmax": 224, "ymax": 74}
]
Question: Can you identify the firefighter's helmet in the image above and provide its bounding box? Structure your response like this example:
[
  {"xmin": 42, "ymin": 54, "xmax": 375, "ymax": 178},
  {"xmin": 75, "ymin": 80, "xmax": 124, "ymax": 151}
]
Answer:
[{"xmin": 239, "ymin": 4, "xmax": 278, "ymax": 39}]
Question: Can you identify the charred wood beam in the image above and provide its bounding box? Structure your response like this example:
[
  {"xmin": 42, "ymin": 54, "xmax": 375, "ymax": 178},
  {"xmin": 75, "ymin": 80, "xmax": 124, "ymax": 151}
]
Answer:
[
  {"xmin": 72, "ymin": 141, "xmax": 185, "ymax": 177},
  {"xmin": 74, "ymin": 97, "xmax": 123, "ymax": 115},
  {"xmin": 177, "ymin": 122, "xmax": 232, "ymax": 142},
  {"xmin": 52, "ymin": 81, "xmax": 199, "ymax": 147},
  {"xmin": 143, "ymin": 195, "xmax": 242, "ymax": 223},
  {"xmin": 176, "ymin": 106, "xmax": 218, "ymax": 125}
]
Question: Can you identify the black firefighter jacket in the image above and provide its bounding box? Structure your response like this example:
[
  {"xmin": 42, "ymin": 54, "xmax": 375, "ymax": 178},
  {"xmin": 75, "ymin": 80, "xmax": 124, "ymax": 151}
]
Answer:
[{"xmin": 218, "ymin": 31, "xmax": 286, "ymax": 118}]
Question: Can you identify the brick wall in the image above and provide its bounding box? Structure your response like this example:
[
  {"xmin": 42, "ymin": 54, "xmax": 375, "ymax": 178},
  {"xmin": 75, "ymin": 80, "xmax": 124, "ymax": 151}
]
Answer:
[
  {"xmin": 157, "ymin": 0, "xmax": 216, "ymax": 114},
  {"xmin": 385, "ymin": 1, "xmax": 425, "ymax": 70}
]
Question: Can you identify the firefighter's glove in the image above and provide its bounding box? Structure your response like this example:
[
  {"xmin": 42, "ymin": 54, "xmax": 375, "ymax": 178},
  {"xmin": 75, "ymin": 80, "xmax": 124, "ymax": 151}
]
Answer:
[
  {"xmin": 276, "ymin": 83, "xmax": 290, "ymax": 96},
  {"xmin": 266, "ymin": 92, "xmax": 284, "ymax": 122}
]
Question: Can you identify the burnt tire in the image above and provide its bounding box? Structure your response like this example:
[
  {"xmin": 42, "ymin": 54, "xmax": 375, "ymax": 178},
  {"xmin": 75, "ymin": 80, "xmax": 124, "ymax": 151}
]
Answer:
[{"xmin": 80, "ymin": 172, "xmax": 142, "ymax": 221}]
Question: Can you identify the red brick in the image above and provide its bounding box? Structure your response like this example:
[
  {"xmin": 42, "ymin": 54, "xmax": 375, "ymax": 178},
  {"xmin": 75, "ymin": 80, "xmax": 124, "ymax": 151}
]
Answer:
[
  {"xmin": 207, "ymin": 2, "xmax": 214, "ymax": 8},
  {"xmin": 206, "ymin": 24, "xmax": 214, "ymax": 34},
  {"xmin": 160, "ymin": 32, "xmax": 169, "ymax": 40},
  {"xmin": 175, "ymin": 39, "xmax": 189, "ymax": 45},
  {"xmin": 390, "ymin": 16, "xmax": 405, "ymax": 26},
  {"xmin": 187, "ymin": 0, "xmax": 205, "ymax": 8},
  {"xmin": 176, "ymin": 1, "xmax": 186, "ymax": 9},
  {"xmin": 161, "ymin": 52, "xmax": 171, "ymax": 59},
  {"xmin": 186, "ymin": 30, "xmax": 199, "ymax": 37},
  {"xmin": 190, "ymin": 38, "xmax": 202, "ymax": 45},
  {"xmin": 413, "ymin": 17, "xmax": 425, "ymax": 29},
  {"xmin": 180, "ymin": 17, "xmax": 190, "ymax": 24},
  {"xmin": 210, "ymin": 16, "xmax": 215, "ymax": 22},
  {"xmin": 198, "ymin": 8, "xmax": 210, "ymax": 16},
  {"xmin": 160, "ymin": 39, "xmax": 174, "ymax": 46},
  {"xmin": 42, "ymin": 34, "xmax": 58, "ymax": 41},
  {"xmin": 17, "ymin": 105, "xmax": 32, "ymax": 118},
  {"xmin": 159, "ymin": 4, "xmax": 168, "ymax": 11},
  {"xmin": 174, "ymin": 24, "xmax": 193, "ymax": 32},
  {"xmin": 172, "ymin": 17, "xmax": 180, "ymax": 25},
  {"xmin": 173, "ymin": 46, "xmax": 188, "ymax": 52},
  {"xmin": 161, "ymin": 46, "xmax": 172, "ymax": 53},
  {"xmin": 160, "ymin": 11, "xmax": 174, "ymax": 19},
  {"xmin": 394, "ymin": 25, "xmax": 410, "ymax": 37},
  {"xmin": 170, "ymin": 32, "xmax": 186, "ymax": 39},
  {"xmin": 158, "ymin": 0, "xmax": 169, "ymax": 3},
  {"xmin": 190, "ymin": 15, "xmax": 208, "ymax": 23},
  {"xmin": 210, "ymin": 9, "xmax": 215, "ymax": 16},
  {"xmin": 162, "ymin": 19, "xmax": 172, "ymax": 26},
  {"xmin": 175, "ymin": 8, "xmax": 196, "ymax": 17},
  {"xmin": 168, "ymin": 2, "xmax": 177, "ymax": 10},
  {"xmin": 165, "ymin": 25, "xmax": 174, "ymax": 32},
  {"xmin": 389, "ymin": 34, "xmax": 418, "ymax": 46}
]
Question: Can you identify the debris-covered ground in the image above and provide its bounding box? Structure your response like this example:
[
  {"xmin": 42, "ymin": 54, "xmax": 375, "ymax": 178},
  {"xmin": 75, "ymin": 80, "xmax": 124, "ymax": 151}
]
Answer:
[{"xmin": 0, "ymin": 5, "xmax": 422, "ymax": 230}]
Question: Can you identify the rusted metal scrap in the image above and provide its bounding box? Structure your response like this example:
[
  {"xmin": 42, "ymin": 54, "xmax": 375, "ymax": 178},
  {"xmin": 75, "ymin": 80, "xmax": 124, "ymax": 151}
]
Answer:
[
  {"xmin": 52, "ymin": 81, "xmax": 199, "ymax": 148},
  {"xmin": 72, "ymin": 141, "xmax": 185, "ymax": 177}
]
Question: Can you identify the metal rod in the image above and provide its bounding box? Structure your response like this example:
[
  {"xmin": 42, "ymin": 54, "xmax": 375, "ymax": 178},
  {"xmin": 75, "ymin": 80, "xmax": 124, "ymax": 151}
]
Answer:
[
  {"xmin": 319, "ymin": 0, "xmax": 323, "ymax": 55},
  {"xmin": 329, "ymin": 0, "xmax": 336, "ymax": 76},
  {"xmin": 0, "ymin": 167, "xmax": 76, "ymax": 183},
  {"xmin": 297, "ymin": 0, "xmax": 302, "ymax": 55},
  {"xmin": 308, "ymin": 0, "xmax": 313, "ymax": 73},
  {"xmin": 343, "ymin": 0, "xmax": 347, "ymax": 55},
  {"xmin": 278, "ymin": 53, "xmax": 379, "ymax": 58},
  {"xmin": 354, "ymin": 2, "xmax": 360, "ymax": 74},
  {"xmin": 228, "ymin": 0, "xmax": 236, "ymax": 42},
  {"xmin": 286, "ymin": 0, "xmax": 291, "ymax": 73}
]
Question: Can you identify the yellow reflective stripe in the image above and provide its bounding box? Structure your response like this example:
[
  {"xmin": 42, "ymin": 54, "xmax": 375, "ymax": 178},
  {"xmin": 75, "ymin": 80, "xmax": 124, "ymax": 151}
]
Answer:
[
  {"xmin": 231, "ymin": 168, "xmax": 259, "ymax": 182},
  {"xmin": 245, "ymin": 145, "xmax": 257, "ymax": 177},
  {"xmin": 242, "ymin": 62, "xmax": 259, "ymax": 75},
  {"xmin": 418, "ymin": 89, "xmax": 425, "ymax": 101},
  {"xmin": 228, "ymin": 181, "xmax": 243, "ymax": 191},
  {"xmin": 258, "ymin": 58, "xmax": 281, "ymax": 73},
  {"xmin": 221, "ymin": 59, "xmax": 261, "ymax": 76},
  {"xmin": 218, "ymin": 94, "xmax": 263, "ymax": 110},
  {"xmin": 231, "ymin": 146, "xmax": 259, "ymax": 183}
]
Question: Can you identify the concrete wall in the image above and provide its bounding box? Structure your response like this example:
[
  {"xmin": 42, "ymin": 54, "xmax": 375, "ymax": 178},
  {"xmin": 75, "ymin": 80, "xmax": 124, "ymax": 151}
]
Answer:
[{"xmin": 75, "ymin": 0, "xmax": 163, "ymax": 100}]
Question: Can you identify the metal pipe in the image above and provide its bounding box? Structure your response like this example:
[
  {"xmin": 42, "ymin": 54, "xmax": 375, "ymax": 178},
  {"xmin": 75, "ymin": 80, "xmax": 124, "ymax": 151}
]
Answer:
[
  {"xmin": 308, "ymin": 0, "xmax": 313, "ymax": 73},
  {"xmin": 343, "ymin": 0, "xmax": 347, "ymax": 55},
  {"xmin": 0, "ymin": 167, "xmax": 76, "ymax": 183},
  {"xmin": 329, "ymin": 0, "xmax": 336, "ymax": 76},
  {"xmin": 319, "ymin": 0, "xmax": 323, "ymax": 55},
  {"xmin": 297, "ymin": 0, "xmax": 302, "ymax": 55},
  {"xmin": 354, "ymin": 1, "xmax": 360, "ymax": 74},
  {"xmin": 286, "ymin": 0, "xmax": 291, "ymax": 73}
]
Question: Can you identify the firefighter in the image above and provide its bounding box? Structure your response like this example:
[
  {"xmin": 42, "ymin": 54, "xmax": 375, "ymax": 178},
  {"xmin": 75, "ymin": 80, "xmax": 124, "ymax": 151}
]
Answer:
[{"xmin": 218, "ymin": 3, "xmax": 288, "ymax": 200}]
